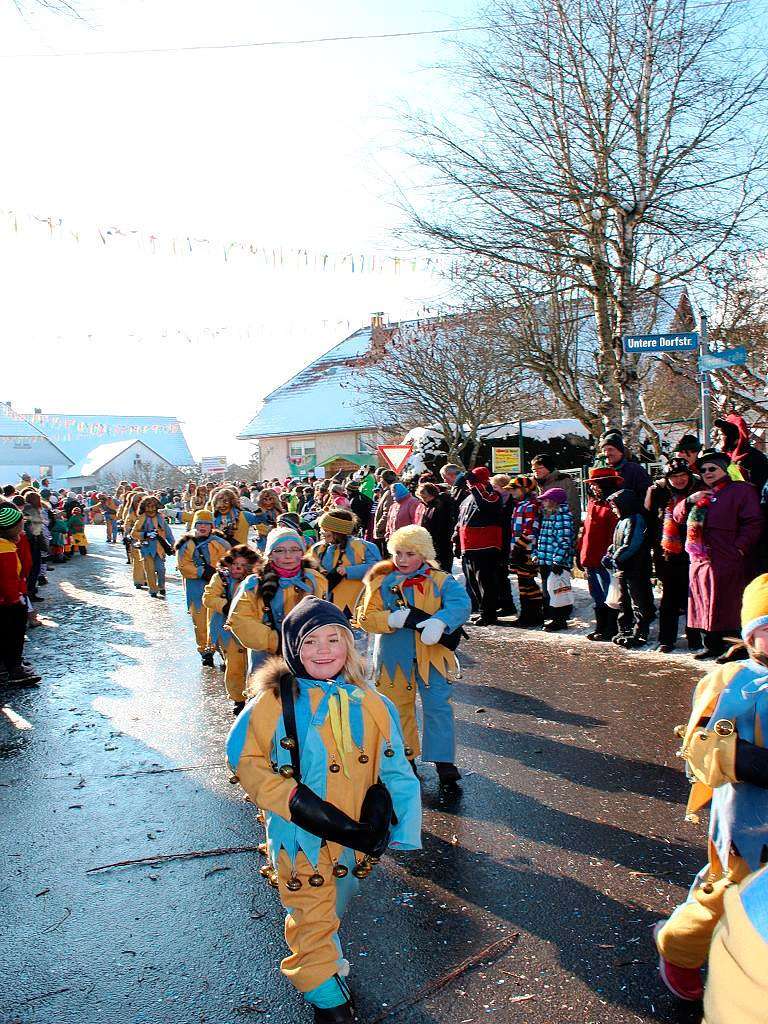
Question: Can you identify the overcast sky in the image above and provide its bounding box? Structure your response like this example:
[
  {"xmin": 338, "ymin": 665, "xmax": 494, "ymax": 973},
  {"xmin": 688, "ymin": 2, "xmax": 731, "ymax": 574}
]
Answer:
[{"xmin": 0, "ymin": 0, "xmax": 477, "ymax": 461}]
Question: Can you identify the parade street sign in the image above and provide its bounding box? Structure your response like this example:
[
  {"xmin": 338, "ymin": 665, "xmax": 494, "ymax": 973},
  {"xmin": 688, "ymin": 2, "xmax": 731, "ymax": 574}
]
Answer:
[
  {"xmin": 491, "ymin": 447, "xmax": 521, "ymax": 474},
  {"xmin": 699, "ymin": 346, "xmax": 747, "ymax": 370},
  {"xmin": 377, "ymin": 443, "xmax": 413, "ymax": 474},
  {"xmin": 623, "ymin": 331, "xmax": 699, "ymax": 354},
  {"xmin": 201, "ymin": 455, "xmax": 227, "ymax": 474}
]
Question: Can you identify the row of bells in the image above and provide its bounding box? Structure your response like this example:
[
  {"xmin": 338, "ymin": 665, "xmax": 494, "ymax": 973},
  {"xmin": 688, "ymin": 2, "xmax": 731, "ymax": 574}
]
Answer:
[
  {"xmin": 272, "ymin": 737, "xmax": 414, "ymax": 777},
  {"xmin": 258, "ymin": 854, "xmax": 378, "ymax": 890}
]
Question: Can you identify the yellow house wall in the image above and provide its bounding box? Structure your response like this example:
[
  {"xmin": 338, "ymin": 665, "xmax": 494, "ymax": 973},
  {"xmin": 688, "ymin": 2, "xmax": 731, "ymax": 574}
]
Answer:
[{"xmin": 258, "ymin": 430, "xmax": 369, "ymax": 479}]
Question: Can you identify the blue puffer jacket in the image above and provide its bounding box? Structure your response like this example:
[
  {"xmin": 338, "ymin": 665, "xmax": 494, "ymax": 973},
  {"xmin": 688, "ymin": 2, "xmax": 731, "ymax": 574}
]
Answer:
[{"xmin": 535, "ymin": 507, "xmax": 574, "ymax": 568}]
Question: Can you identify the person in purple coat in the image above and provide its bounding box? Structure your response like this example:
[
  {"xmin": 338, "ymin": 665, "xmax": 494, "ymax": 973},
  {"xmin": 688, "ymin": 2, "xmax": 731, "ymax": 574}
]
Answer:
[{"xmin": 673, "ymin": 448, "xmax": 763, "ymax": 661}]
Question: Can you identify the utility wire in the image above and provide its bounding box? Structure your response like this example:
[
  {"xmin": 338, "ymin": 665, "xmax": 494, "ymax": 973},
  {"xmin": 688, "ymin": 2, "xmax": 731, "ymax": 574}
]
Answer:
[{"xmin": 0, "ymin": 24, "xmax": 487, "ymax": 59}]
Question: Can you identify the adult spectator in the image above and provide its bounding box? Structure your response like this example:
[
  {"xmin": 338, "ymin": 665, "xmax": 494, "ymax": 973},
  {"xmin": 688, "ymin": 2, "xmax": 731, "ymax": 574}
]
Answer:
[
  {"xmin": 372, "ymin": 469, "xmax": 398, "ymax": 554},
  {"xmin": 673, "ymin": 448, "xmax": 763, "ymax": 660},
  {"xmin": 645, "ymin": 458, "xmax": 702, "ymax": 652},
  {"xmin": 675, "ymin": 434, "xmax": 702, "ymax": 470},
  {"xmin": 490, "ymin": 474, "xmax": 518, "ymax": 617},
  {"xmin": 385, "ymin": 482, "xmax": 420, "ymax": 540},
  {"xmin": 454, "ymin": 466, "xmax": 504, "ymax": 625},
  {"xmin": 598, "ymin": 430, "xmax": 652, "ymax": 501},
  {"xmin": 713, "ymin": 414, "xmax": 768, "ymax": 493},
  {"xmin": 531, "ymin": 454, "xmax": 581, "ymax": 525},
  {"xmin": 439, "ymin": 463, "xmax": 462, "ymax": 488},
  {"xmin": 415, "ymin": 482, "xmax": 456, "ymax": 572},
  {"xmin": 578, "ymin": 467, "xmax": 623, "ymax": 642},
  {"xmin": 358, "ymin": 465, "xmax": 377, "ymax": 500}
]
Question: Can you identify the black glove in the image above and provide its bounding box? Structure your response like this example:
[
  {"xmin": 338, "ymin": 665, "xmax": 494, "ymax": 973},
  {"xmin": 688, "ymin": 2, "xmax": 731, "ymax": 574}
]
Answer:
[
  {"xmin": 735, "ymin": 739, "xmax": 768, "ymax": 789},
  {"xmin": 325, "ymin": 569, "xmax": 343, "ymax": 592},
  {"xmin": 202, "ymin": 563, "xmax": 216, "ymax": 582},
  {"xmin": 359, "ymin": 782, "xmax": 394, "ymax": 859},
  {"xmin": 403, "ymin": 606, "xmax": 431, "ymax": 630},
  {"xmin": 289, "ymin": 782, "xmax": 392, "ymax": 856}
]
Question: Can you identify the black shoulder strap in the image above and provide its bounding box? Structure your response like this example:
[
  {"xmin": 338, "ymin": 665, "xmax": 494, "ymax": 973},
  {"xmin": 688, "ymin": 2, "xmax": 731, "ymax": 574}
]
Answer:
[{"xmin": 279, "ymin": 672, "xmax": 302, "ymax": 782}]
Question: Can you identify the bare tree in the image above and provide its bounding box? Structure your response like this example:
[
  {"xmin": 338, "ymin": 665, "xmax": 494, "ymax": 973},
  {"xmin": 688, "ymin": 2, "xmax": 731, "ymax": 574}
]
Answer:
[
  {"xmin": 353, "ymin": 311, "xmax": 541, "ymax": 466},
  {"xmin": 403, "ymin": 0, "xmax": 768, "ymax": 446}
]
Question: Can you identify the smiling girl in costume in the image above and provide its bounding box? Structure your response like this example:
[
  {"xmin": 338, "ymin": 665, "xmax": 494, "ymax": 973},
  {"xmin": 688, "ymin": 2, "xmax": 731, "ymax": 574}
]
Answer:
[
  {"xmin": 226, "ymin": 596, "xmax": 421, "ymax": 1023},
  {"xmin": 130, "ymin": 495, "xmax": 174, "ymax": 598},
  {"xmin": 357, "ymin": 524, "xmax": 471, "ymax": 793}
]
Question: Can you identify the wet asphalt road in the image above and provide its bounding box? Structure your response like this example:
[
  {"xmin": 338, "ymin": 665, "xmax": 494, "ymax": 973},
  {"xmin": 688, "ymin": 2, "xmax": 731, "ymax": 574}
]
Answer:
[{"xmin": 0, "ymin": 531, "xmax": 707, "ymax": 1024}]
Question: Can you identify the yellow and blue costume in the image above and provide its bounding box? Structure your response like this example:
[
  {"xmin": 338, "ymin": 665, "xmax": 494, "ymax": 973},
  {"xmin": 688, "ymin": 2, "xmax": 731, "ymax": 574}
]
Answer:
[
  {"xmin": 656, "ymin": 655, "xmax": 768, "ymax": 969},
  {"xmin": 203, "ymin": 568, "xmax": 247, "ymax": 700},
  {"xmin": 251, "ymin": 507, "xmax": 280, "ymax": 552},
  {"xmin": 357, "ymin": 554, "xmax": 471, "ymax": 765},
  {"xmin": 176, "ymin": 518, "xmax": 231, "ymax": 653},
  {"xmin": 309, "ymin": 535, "xmax": 379, "ymax": 618},
  {"xmin": 226, "ymin": 600, "xmax": 421, "ymax": 1014},
  {"xmin": 227, "ymin": 561, "xmax": 327, "ymax": 674},
  {"xmin": 131, "ymin": 510, "xmax": 174, "ymax": 596}
]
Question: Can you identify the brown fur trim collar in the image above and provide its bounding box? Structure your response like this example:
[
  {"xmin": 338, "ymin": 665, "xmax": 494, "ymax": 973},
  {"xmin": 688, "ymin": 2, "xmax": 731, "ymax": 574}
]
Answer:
[
  {"xmin": 364, "ymin": 559, "xmax": 396, "ymax": 585},
  {"xmin": 174, "ymin": 529, "xmax": 228, "ymax": 552},
  {"xmin": 247, "ymin": 656, "xmax": 297, "ymax": 699}
]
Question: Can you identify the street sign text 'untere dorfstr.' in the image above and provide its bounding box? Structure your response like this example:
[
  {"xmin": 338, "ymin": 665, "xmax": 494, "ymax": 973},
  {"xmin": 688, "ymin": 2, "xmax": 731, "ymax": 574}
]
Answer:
[
  {"xmin": 377, "ymin": 444, "xmax": 413, "ymax": 475},
  {"xmin": 622, "ymin": 331, "xmax": 699, "ymax": 354}
]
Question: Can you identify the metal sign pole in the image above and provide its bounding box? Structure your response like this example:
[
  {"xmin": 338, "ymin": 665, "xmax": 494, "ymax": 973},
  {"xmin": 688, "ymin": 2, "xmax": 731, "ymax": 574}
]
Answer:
[{"xmin": 699, "ymin": 312, "xmax": 711, "ymax": 443}]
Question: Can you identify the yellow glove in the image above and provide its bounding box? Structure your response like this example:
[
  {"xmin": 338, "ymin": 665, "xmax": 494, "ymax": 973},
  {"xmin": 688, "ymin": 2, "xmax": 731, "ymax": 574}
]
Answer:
[{"xmin": 683, "ymin": 722, "xmax": 738, "ymax": 788}]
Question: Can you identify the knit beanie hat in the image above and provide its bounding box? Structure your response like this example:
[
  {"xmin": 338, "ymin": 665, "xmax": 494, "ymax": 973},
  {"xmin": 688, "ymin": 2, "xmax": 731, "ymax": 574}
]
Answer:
[
  {"xmin": 0, "ymin": 504, "xmax": 22, "ymax": 528},
  {"xmin": 664, "ymin": 458, "xmax": 692, "ymax": 479},
  {"xmin": 192, "ymin": 509, "xmax": 214, "ymax": 527},
  {"xmin": 676, "ymin": 434, "xmax": 701, "ymax": 454},
  {"xmin": 538, "ymin": 487, "xmax": 568, "ymax": 505},
  {"xmin": 696, "ymin": 448, "xmax": 731, "ymax": 472},
  {"xmin": 469, "ymin": 466, "xmax": 491, "ymax": 485},
  {"xmin": 281, "ymin": 596, "xmax": 354, "ymax": 678},
  {"xmin": 392, "ymin": 482, "xmax": 410, "ymax": 501},
  {"xmin": 587, "ymin": 466, "xmax": 624, "ymax": 484},
  {"xmin": 510, "ymin": 475, "xmax": 536, "ymax": 493},
  {"xmin": 318, "ymin": 509, "xmax": 356, "ymax": 535},
  {"xmin": 600, "ymin": 429, "xmax": 625, "ymax": 453},
  {"xmin": 265, "ymin": 527, "xmax": 307, "ymax": 557},
  {"xmin": 387, "ymin": 524, "xmax": 437, "ymax": 564},
  {"xmin": 741, "ymin": 573, "xmax": 768, "ymax": 642}
]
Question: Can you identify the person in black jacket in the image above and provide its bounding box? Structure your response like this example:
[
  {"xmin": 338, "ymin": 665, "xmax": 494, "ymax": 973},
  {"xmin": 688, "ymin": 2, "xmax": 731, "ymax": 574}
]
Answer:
[
  {"xmin": 415, "ymin": 482, "xmax": 456, "ymax": 573},
  {"xmin": 603, "ymin": 488, "xmax": 655, "ymax": 648},
  {"xmin": 345, "ymin": 480, "xmax": 373, "ymax": 535},
  {"xmin": 454, "ymin": 467, "xmax": 504, "ymax": 625}
]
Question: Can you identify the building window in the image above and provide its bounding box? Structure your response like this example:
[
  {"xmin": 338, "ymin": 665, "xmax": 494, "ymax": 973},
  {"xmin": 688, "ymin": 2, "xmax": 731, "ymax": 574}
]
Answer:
[
  {"xmin": 288, "ymin": 438, "xmax": 316, "ymax": 467},
  {"xmin": 13, "ymin": 440, "xmax": 32, "ymax": 450},
  {"xmin": 357, "ymin": 432, "xmax": 379, "ymax": 454}
]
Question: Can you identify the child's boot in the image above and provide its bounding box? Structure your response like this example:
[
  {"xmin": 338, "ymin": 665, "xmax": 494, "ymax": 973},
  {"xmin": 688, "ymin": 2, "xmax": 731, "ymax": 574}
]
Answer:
[{"xmin": 201, "ymin": 650, "xmax": 215, "ymax": 667}]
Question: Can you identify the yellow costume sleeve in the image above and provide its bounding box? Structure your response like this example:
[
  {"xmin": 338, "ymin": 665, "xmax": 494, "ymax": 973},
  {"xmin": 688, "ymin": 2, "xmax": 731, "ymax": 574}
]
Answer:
[
  {"xmin": 130, "ymin": 515, "xmax": 146, "ymax": 543},
  {"xmin": 176, "ymin": 539, "xmax": 201, "ymax": 580},
  {"xmin": 235, "ymin": 692, "xmax": 294, "ymax": 819},
  {"xmin": 227, "ymin": 584, "xmax": 279, "ymax": 654},
  {"xmin": 202, "ymin": 574, "xmax": 227, "ymax": 613},
  {"xmin": 356, "ymin": 576, "xmax": 395, "ymax": 635}
]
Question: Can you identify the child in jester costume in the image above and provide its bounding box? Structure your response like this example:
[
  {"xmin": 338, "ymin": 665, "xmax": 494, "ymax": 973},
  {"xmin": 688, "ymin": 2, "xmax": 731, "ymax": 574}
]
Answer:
[
  {"xmin": 309, "ymin": 508, "xmax": 379, "ymax": 618},
  {"xmin": 209, "ymin": 486, "xmax": 259, "ymax": 545},
  {"xmin": 203, "ymin": 543, "xmax": 260, "ymax": 713},
  {"xmin": 655, "ymin": 572, "xmax": 768, "ymax": 1002},
  {"xmin": 226, "ymin": 597, "xmax": 421, "ymax": 1023},
  {"xmin": 130, "ymin": 495, "xmax": 174, "ymax": 597},
  {"xmin": 175, "ymin": 510, "xmax": 231, "ymax": 663},
  {"xmin": 226, "ymin": 527, "xmax": 327, "ymax": 674},
  {"xmin": 357, "ymin": 524, "xmax": 472, "ymax": 792}
]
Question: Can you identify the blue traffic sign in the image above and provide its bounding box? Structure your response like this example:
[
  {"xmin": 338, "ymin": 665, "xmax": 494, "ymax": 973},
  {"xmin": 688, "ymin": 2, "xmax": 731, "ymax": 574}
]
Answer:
[
  {"xmin": 623, "ymin": 331, "xmax": 699, "ymax": 354},
  {"xmin": 700, "ymin": 346, "xmax": 747, "ymax": 370}
]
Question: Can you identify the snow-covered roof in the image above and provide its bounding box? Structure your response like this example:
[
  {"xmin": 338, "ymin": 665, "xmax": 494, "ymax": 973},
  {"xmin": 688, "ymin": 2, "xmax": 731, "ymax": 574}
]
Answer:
[
  {"xmin": 480, "ymin": 418, "xmax": 591, "ymax": 441},
  {"xmin": 0, "ymin": 404, "xmax": 75, "ymax": 466},
  {"xmin": 239, "ymin": 327, "xmax": 387, "ymax": 438},
  {"xmin": 61, "ymin": 439, "xmax": 174, "ymax": 479},
  {"xmin": 22, "ymin": 411, "xmax": 194, "ymax": 466}
]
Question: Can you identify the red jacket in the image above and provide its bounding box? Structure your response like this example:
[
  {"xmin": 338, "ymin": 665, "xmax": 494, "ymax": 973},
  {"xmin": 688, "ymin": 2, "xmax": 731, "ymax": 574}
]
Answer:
[
  {"xmin": 0, "ymin": 538, "xmax": 25, "ymax": 605},
  {"xmin": 578, "ymin": 498, "xmax": 619, "ymax": 568}
]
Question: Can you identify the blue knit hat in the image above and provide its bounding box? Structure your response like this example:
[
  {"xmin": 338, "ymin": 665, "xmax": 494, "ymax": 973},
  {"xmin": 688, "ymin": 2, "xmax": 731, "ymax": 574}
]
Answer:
[
  {"xmin": 281, "ymin": 596, "xmax": 353, "ymax": 677},
  {"xmin": 392, "ymin": 482, "xmax": 410, "ymax": 500},
  {"xmin": 265, "ymin": 527, "xmax": 306, "ymax": 557}
]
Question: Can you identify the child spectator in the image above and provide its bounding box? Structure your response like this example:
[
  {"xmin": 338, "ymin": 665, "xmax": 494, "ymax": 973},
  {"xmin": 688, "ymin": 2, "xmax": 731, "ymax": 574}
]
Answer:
[
  {"xmin": 0, "ymin": 503, "xmax": 40, "ymax": 685},
  {"xmin": 536, "ymin": 487, "xmax": 575, "ymax": 632},
  {"xmin": 603, "ymin": 489, "xmax": 655, "ymax": 648}
]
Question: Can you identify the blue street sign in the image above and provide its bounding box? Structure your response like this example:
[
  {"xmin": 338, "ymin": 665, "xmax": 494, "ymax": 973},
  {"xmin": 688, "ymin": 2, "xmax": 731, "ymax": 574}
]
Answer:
[
  {"xmin": 700, "ymin": 346, "xmax": 747, "ymax": 370},
  {"xmin": 623, "ymin": 331, "xmax": 699, "ymax": 354}
]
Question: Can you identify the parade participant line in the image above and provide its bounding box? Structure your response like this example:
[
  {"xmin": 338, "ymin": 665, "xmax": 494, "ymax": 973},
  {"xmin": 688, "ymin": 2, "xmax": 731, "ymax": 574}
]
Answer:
[
  {"xmin": 368, "ymin": 931, "xmax": 520, "ymax": 1022},
  {"xmin": 86, "ymin": 844, "xmax": 266, "ymax": 873}
]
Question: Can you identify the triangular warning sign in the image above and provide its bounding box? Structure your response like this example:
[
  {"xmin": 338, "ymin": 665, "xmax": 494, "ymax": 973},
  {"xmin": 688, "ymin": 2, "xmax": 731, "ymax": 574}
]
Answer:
[{"xmin": 377, "ymin": 443, "xmax": 414, "ymax": 475}]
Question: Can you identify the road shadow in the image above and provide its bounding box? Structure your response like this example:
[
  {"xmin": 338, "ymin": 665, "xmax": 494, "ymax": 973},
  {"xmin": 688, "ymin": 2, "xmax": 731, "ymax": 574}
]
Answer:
[
  {"xmin": 453, "ymin": 682, "xmax": 606, "ymax": 728},
  {"xmin": 456, "ymin": 718, "xmax": 686, "ymax": 802}
]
